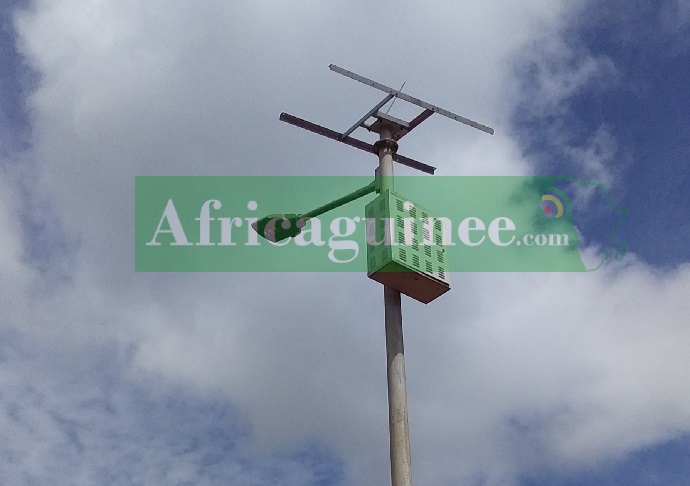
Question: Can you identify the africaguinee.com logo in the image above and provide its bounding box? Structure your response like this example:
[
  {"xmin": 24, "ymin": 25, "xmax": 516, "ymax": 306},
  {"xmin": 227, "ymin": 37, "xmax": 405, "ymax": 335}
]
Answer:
[{"xmin": 135, "ymin": 176, "xmax": 626, "ymax": 273}]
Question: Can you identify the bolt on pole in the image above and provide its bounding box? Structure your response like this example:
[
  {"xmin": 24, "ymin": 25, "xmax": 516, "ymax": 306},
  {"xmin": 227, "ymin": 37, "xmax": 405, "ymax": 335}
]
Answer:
[{"xmin": 376, "ymin": 125, "xmax": 413, "ymax": 486}]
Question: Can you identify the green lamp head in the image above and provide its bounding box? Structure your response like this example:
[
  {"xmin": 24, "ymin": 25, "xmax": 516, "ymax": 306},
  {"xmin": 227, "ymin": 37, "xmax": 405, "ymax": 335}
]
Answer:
[{"xmin": 251, "ymin": 214, "xmax": 308, "ymax": 243}]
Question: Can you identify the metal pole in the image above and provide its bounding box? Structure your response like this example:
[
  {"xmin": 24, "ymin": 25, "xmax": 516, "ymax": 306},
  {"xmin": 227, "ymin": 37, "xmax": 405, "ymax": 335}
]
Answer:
[{"xmin": 376, "ymin": 125, "xmax": 413, "ymax": 486}]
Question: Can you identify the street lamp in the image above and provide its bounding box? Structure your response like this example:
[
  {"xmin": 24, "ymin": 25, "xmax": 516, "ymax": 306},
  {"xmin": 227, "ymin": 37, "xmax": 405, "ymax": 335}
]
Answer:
[{"xmin": 254, "ymin": 65, "xmax": 493, "ymax": 486}]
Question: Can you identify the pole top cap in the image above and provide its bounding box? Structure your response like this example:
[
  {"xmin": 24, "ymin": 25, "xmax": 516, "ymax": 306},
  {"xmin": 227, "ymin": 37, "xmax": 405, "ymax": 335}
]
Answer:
[{"xmin": 369, "ymin": 112, "xmax": 409, "ymax": 139}]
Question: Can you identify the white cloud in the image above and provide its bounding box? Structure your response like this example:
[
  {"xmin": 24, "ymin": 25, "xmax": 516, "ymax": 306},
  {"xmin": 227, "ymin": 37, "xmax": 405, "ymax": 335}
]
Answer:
[
  {"xmin": 1, "ymin": 1, "xmax": 688, "ymax": 485},
  {"xmin": 0, "ymin": 172, "xmax": 27, "ymax": 285}
]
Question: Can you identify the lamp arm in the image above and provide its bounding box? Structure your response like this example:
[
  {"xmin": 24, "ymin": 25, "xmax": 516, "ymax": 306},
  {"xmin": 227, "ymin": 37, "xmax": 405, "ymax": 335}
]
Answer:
[{"xmin": 299, "ymin": 179, "xmax": 377, "ymax": 220}]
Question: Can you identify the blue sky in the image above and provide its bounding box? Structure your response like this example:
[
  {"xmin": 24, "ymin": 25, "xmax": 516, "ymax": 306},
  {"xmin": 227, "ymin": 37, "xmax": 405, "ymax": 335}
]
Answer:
[
  {"xmin": 0, "ymin": 0, "xmax": 29, "ymax": 154},
  {"xmin": 513, "ymin": 0, "xmax": 690, "ymax": 270},
  {"xmin": 512, "ymin": 3, "xmax": 690, "ymax": 482},
  {"xmin": 1, "ymin": 1, "xmax": 689, "ymax": 485}
]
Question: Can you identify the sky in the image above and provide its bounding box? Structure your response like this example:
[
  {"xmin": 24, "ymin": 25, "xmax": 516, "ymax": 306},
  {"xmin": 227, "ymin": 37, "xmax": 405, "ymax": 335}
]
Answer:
[{"xmin": 0, "ymin": 1, "xmax": 689, "ymax": 485}]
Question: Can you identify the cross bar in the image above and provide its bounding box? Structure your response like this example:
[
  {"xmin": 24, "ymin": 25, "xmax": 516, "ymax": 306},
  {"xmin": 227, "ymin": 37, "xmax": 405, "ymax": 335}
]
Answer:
[
  {"xmin": 340, "ymin": 94, "xmax": 395, "ymax": 141},
  {"xmin": 329, "ymin": 64, "xmax": 495, "ymax": 135},
  {"xmin": 280, "ymin": 112, "xmax": 436, "ymax": 174}
]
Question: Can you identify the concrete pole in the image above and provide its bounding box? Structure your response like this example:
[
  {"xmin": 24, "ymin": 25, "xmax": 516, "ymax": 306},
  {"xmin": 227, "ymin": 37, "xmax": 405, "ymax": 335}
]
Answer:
[{"xmin": 375, "ymin": 125, "xmax": 413, "ymax": 486}]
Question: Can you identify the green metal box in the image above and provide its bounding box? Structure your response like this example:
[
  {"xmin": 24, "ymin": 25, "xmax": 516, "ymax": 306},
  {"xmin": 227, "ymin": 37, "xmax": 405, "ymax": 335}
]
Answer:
[{"xmin": 365, "ymin": 191, "xmax": 451, "ymax": 304}]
